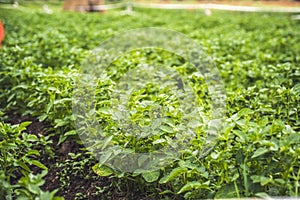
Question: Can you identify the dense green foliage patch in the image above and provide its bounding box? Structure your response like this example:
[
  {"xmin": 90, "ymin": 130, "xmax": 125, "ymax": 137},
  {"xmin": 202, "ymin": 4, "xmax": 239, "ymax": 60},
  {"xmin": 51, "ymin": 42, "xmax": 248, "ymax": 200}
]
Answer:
[{"xmin": 0, "ymin": 5, "xmax": 300, "ymax": 199}]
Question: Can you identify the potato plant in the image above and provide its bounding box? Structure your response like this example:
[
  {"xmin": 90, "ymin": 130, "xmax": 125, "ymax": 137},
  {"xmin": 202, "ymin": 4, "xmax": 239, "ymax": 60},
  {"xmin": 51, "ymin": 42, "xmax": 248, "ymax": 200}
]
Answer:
[{"xmin": 0, "ymin": 3, "xmax": 299, "ymax": 199}]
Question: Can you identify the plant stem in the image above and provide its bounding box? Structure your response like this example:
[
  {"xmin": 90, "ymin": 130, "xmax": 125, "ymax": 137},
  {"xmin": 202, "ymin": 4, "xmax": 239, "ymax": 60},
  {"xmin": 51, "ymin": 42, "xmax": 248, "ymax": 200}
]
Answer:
[
  {"xmin": 234, "ymin": 180, "xmax": 240, "ymax": 198},
  {"xmin": 295, "ymin": 167, "xmax": 300, "ymax": 197},
  {"xmin": 243, "ymin": 157, "xmax": 249, "ymax": 197}
]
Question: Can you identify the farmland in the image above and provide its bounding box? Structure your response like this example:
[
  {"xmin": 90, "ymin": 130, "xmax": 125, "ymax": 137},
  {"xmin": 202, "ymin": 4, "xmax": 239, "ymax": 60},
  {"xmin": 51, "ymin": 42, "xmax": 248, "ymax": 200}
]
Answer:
[{"xmin": 0, "ymin": 2, "xmax": 300, "ymax": 200}]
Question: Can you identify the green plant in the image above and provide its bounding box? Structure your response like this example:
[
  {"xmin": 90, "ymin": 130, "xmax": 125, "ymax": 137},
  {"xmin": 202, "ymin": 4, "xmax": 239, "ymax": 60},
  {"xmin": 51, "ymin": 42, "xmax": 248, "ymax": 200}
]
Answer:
[
  {"xmin": 14, "ymin": 170, "xmax": 63, "ymax": 200},
  {"xmin": 0, "ymin": 121, "xmax": 62, "ymax": 199},
  {"xmin": 0, "ymin": 121, "xmax": 47, "ymax": 181},
  {"xmin": 0, "ymin": 5, "xmax": 299, "ymax": 199}
]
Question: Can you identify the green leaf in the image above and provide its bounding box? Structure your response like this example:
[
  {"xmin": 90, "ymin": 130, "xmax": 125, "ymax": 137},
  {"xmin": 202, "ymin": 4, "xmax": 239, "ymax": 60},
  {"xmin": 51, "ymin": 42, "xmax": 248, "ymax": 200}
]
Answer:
[
  {"xmin": 38, "ymin": 114, "xmax": 48, "ymax": 122},
  {"xmin": 64, "ymin": 130, "xmax": 77, "ymax": 136},
  {"xmin": 233, "ymin": 130, "xmax": 247, "ymax": 142},
  {"xmin": 255, "ymin": 192, "xmax": 270, "ymax": 198},
  {"xmin": 177, "ymin": 181, "xmax": 210, "ymax": 194},
  {"xmin": 31, "ymin": 160, "xmax": 48, "ymax": 170},
  {"xmin": 92, "ymin": 164, "xmax": 114, "ymax": 177},
  {"xmin": 160, "ymin": 125, "xmax": 174, "ymax": 134},
  {"xmin": 27, "ymin": 150, "xmax": 40, "ymax": 156},
  {"xmin": 39, "ymin": 189, "xmax": 59, "ymax": 200},
  {"xmin": 28, "ymin": 183, "xmax": 40, "ymax": 195},
  {"xmin": 251, "ymin": 175, "xmax": 273, "ymax": 186},
  {"xmin": 291, "ymin": 83, "xmax": 300, "ymax": 95},
  {"xmin": 215, "ymin": 184, "xmax": 239, "ymax": 198},
  {"xmin": 19, "ymin": 121, "xmax": 32, "ymax": 131},
  {"xmin": 237, "ymin": 108, "xmax": 254, "ymax": 117},
  {"xmin": 97, "ymin": 107, "xmax": 111, "ymax": 115},
  {"xmin": 19, "ymin": 162, "xmax": 31, "ymax": 172},
  {"xmin": 142, "ymin": 170, "xmax": 160, "ymax": 183},
  {"xmin": 54, "ymin": 119, "xmax": 69, "ymax": 128},
  {"xmin": 159, "ymin": 190, "xmax": 173, "ymax": 195},
  {"xmin": 232, "ymin": 173, "xmax": 239, "ymax": 181},
  {"xmin": 159, "ymin": 167, "xmax": 187, "ymax": 184},
  {"xmin": 138, "ymin": 155, "xmax": 149, "ymax": 167},
  {"xmin": 101, "ymin": 135, "xmax": 113, "ymax": 150},
  {"xmin": 99, "ymin": 151, "xmax": 113, "ymax": 167},
  {"xmin": 274, "ymin": 178, "xmax": 285, "ymax": 185},
  {"xmin": 251, "ymin": 147, "xmax": 269, "ymax": 158},
  {"xmin": 57, "ymin": 135, "xmax": 67, "ymax": 145},
  {"xmin": 210, "ymin": 152, "xmax": 220, "ymax": 159},
  {"xmin": 152, "ymin": 138, "xmax": 166, "ymax": 145},
  {"xmin": 26, "ymin": 134, "xmax": 38, "ymax": 142},
  {"xmin": 178, "ymin": 160, "xmax": 199, "ymax": 171},
  {"xmin": 46, "ymin": 101, "xmax": 53, "ymax": 114},
  {"xmin": 284, "ymin": 132, "xmax": 300, "ymax": 145},
  {"xmin": 151, "ymin": 118, "xmax": 164, "ymax": 130}
]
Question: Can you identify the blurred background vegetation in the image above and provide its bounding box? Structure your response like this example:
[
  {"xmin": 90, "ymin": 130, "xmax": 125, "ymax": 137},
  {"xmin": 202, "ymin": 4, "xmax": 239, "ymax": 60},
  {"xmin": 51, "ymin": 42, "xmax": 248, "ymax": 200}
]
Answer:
[{"xmin": 1, "ymin": 0, "xmax": 300, "ymax": 5}]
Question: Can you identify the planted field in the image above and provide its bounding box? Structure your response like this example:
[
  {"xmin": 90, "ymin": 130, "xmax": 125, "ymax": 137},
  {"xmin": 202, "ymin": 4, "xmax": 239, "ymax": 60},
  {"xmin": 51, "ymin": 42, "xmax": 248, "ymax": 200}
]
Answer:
[{"xmin": 0, "ymin": 4, "xmax": 300, "ymax": 200}]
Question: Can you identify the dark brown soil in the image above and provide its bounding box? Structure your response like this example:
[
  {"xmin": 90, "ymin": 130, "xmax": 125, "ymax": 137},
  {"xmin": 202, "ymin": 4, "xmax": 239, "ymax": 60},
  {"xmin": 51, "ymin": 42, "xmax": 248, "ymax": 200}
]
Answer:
[
  {"xmin": 4, "ymin": 111, "xmax": 159, "ymax": 200},
  {"xmin": 6, "ymin": 111, "xmax": 52, "ymax": 136}
]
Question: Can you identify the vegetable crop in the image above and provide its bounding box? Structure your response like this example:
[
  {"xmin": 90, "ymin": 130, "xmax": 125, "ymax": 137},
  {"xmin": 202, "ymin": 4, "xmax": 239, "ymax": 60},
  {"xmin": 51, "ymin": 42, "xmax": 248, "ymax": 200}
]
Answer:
[{"xmin": 0, "ymin": 4, "xmax": 299, "ymax": 199}]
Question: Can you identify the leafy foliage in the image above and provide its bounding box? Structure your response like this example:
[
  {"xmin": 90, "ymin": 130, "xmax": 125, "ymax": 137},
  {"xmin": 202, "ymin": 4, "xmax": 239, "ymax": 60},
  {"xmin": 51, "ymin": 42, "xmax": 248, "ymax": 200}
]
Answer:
[
  {"xmin": 0, "ymin": 4, "xmax": 299, "ymax": 199},
  {"xmin": 0, "ymin": 121, "xmax": 62, "ymax": 199}
]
